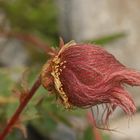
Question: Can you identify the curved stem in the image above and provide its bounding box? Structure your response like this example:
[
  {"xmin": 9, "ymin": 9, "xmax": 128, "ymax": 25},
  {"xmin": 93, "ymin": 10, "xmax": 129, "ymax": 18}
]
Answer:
[
  {"xmin": 0, "ymin": 77, "xmax": 41, "ymax": 140},
  {"xmin": 0, "ymin": 31, "xmax": 56, "ymax": 56}
]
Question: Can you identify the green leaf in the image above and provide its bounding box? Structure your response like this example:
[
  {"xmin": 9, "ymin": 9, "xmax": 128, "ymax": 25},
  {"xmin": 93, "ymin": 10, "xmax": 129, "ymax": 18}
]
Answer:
[
  {"xmin": 6, "ymin": 102, "xmax": 19, "ymax": 119},
  {"xmin": 55, "ymin": 113, "xmax": 73, "ymax": 127},
  {"xmin": 0, "ymin": 69, "xmax": 14, "ymax": 96},
  {"xmin": 87, "ymin": 32, "xmax": 126, "ymax": 45}
]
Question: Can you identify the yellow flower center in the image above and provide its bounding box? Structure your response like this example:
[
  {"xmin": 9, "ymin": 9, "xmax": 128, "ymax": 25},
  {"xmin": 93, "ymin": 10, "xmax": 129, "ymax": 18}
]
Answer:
[
  {"xmin": 51, "ymin": 56, "xmax": 71, "ymax": 109},
  {"xmin": 41, "ymin": 41, "xmax": 76, "ymax": 109}
]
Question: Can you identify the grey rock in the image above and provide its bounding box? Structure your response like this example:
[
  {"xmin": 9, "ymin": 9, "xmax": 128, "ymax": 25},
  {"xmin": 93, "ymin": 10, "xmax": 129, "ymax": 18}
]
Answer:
[{"xmin": 0, "ymin": 38, "xmax": 29, "ymax": 67}]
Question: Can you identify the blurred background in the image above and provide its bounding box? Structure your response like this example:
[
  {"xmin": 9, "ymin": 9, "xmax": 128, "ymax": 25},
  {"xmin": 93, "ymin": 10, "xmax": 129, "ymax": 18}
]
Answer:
[{"xmin": 0, "ymin": 0, "xmax": 140, "ymax": 140}]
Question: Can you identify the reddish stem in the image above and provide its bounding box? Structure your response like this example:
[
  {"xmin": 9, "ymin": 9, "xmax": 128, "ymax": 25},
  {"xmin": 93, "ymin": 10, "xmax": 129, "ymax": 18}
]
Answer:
[
  {"xmin": 87, "ymin": 112, "xmax": 103, "ymax": 140},
  {"xmin": 0, "ymin": 32, "xmax": 56, "ymax": 56},
  {"xmin": 0, "ymin": 77, "xmax": 41, "ymax": 140}
]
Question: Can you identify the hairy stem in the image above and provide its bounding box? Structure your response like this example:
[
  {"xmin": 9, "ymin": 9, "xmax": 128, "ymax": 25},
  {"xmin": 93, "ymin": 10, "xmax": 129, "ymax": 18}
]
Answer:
[{"xmin": 0, "ymin": 77, "xmax": 41, "ymax": 140}]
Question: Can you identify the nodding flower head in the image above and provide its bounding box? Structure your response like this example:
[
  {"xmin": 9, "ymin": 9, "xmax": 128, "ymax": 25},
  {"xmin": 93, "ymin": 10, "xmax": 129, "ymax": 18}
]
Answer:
[{"xmin": 41, "ymin": 41, "xmax": 140, "ymax": 126}]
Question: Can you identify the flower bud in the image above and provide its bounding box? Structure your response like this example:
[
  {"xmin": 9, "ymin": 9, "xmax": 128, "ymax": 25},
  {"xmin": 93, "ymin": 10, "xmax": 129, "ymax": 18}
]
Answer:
[{"xmin": 41, "ymin": 41, "xmax": 140, "ymax": 124}]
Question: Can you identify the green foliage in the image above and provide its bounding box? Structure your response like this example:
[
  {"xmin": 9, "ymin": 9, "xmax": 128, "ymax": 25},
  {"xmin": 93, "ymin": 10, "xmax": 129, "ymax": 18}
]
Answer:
[
  {"xmin": 0, "ymin": 0, "xmax": 58, "ymax": 43},
  {"xmin": 87, "ymin": 32, "xmax": 126, "ymax": 45},
  {"xmin": 0, "ymin": 67, "xmax": 86, "ymax": 139},
  {"xmin": 0, "ymin": 68, "xmax": 19, "ymax": 132},
  {"xmin": 0, "ymin": 69, "xmax": 15, "ymax": 96},
  {"xmin": 83, "ymin": 126, "xmax": 94, "ymax": 140}
]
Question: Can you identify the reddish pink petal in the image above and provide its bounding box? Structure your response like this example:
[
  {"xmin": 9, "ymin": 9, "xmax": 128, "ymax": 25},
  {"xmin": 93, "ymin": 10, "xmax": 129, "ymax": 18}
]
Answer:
[{"xmin": 41, "ymin": 42, "xmax": 140, "ymax": 128}]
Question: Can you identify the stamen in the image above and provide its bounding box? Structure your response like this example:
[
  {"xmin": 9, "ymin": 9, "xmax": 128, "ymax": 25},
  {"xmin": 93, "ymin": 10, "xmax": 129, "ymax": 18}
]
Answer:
[{"xmin": 51, "ymin": 56, "xmax": 71, "ymax": 109}]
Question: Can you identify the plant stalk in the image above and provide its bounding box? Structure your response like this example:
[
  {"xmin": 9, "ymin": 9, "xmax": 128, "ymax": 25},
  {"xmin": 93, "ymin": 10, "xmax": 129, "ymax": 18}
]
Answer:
[
  {"xmin": 0, "ymin": 32, "xmax": 56, "ymax": 56},
  {"xmin": 0, "ymin": 77, "xmax": 41, "ymax": 140}
]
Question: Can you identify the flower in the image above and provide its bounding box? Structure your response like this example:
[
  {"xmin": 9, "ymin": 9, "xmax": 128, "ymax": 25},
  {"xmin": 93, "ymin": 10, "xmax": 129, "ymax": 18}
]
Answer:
[{"xmin": 41, "ymin": 41, "xmax": 140, "ymax": 126}]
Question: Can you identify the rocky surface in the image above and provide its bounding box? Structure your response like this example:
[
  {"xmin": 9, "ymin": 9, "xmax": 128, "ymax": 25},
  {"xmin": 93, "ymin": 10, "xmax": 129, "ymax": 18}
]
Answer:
[{"xmin": 0, "ymin": 38, "xmax": 29, "ymax": 67}]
